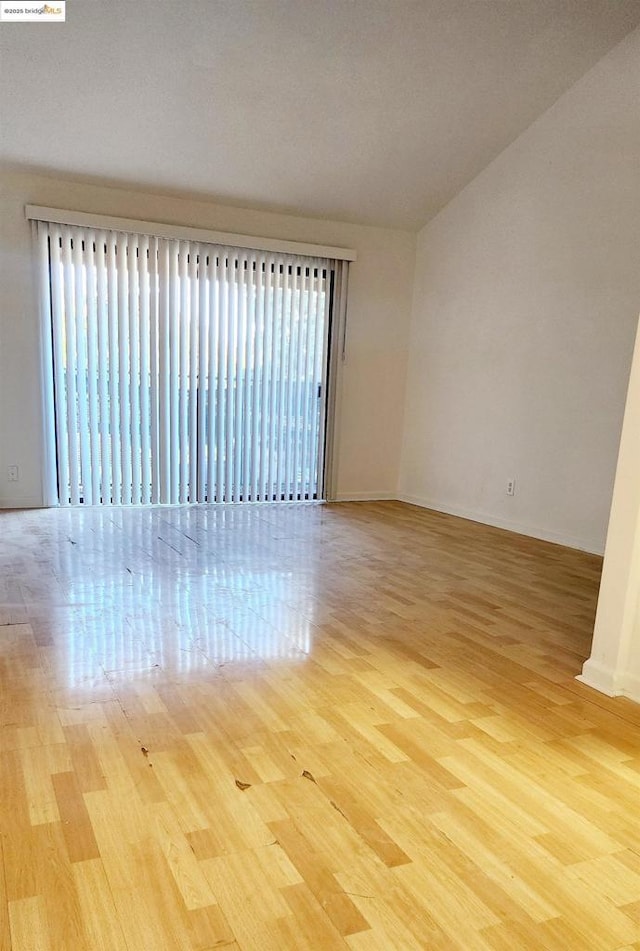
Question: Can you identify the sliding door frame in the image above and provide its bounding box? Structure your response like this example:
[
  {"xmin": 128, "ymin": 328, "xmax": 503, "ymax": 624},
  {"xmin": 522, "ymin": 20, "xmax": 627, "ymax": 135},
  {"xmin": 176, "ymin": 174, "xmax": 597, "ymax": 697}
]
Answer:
[{"xmin": 29, "ymin": 208, "xmax": 354, "ymax": 507}]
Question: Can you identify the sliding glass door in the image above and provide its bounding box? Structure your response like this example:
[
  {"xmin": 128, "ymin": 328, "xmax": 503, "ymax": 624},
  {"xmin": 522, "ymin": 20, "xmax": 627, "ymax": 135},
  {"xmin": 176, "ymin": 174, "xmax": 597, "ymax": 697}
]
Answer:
[{"xmin": 37, "ymin": 222, "xmax": 337, "ymax": 506}]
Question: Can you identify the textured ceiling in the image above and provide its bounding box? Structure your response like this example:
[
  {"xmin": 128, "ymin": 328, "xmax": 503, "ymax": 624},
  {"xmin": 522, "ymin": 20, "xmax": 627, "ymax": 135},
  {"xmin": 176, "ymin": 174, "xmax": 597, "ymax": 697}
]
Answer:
[{"xmin": 1, "ymin": 0, "xmax": 639, "ymax": 229}]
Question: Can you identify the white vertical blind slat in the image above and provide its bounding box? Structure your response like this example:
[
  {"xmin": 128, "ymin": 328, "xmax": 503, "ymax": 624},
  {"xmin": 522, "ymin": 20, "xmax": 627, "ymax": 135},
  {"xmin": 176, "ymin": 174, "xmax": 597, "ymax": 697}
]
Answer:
[
  {"xmin": 218, "ymin": 251, "xmax": 230, "ymax": 501},
  {"xmin": 313, "ymin": 263, "xmax": 334, "ymax": 498},
  {"xmin": 245, "ymin": 251, "xmax": 258, "ymax": 501},
  {"xmin": 305, "ymin": 266, "xmax": 323, "ymax": 498},
  {"xmin": 267, "ymin": 258, "xmax": 283, "ymax": 500},
  {"xmin": 129, "ymin": 234, "xmax": 142, "ymax": 504},
  {"xmin": 178, "ymin": 242, "xmax": 190, "ymax": 504},
  {"xmin": 158, "ymin": 240, "xmax": 171, "ymax": 503},
  {"xmin": 72, "ymin": 229, "xmax": 92, "ymax": 504},
  {"xmin": 213, "ymin": 249, "xmax": 225, "ymax": 501},
  {"xmin": 95, "ymin": 231, "xmax": 111, "ymax": 502},
  {"xmin": 139, "ymin": 235, "xmax": 152, "ymax": 504},
  {"xmin": 62, "ymin": 229, "xmax": 81, "ymax": 504},
  {"xmin": 197, "ymin": 245, "xmax": 209, "ymax": 502},
  {"xmin": 277, "ymin": 260, "xmax": 293, "ymax": 499},
  {"xmin": 292, "ymin": 265, "xmax": 310, "ymax": 500},
  {"xmin": 250, "ymin": 254, "xmax": 266, "ymax": 502},
  {"xmin": 188, "ymin": 244, "xmax": 199, "ymax": 502},
  {"xmin": 117, "ymin": 233, "xmax": 132, "ymax": 504},
  {"xmin": 49, "ymin": 225, "xmax": 70, "ymax": 504},
  {"xmin": 284, "ymin": 264, "xmax": 301, "ymax": 499},
  {"xmin": 305, "ymin": 266, "xmax": 322, "ymax": 500},
  {"xmin": 168, "ymin": 241, "xmax": 180, "ymax": 505},
  {"xmin": 235, "ymin": 251, "xmax": 249, "ymax": 502},
  {"xmin": 207, "ymin": 248, "xmax": 219, "ymax": 502},
  {"xmin": 35, "ymin": 222, "xmax": 58, "ymax": 507},
  {"xmin": 84, "ymin": 232, "xmax": 100, "ymax": 504},
  {"xmin": 106, "ymin": 232, "xmax": 121, "ymax": 504},
  {"xmin": 149, "ymin": 236, "xmax": 160, "ymax": 503},
  {"xmin": 225, "ymin": 252, "xmax": 236, "ymax": 501},
  {"xmin": 234, "ymin": 252, "xmax": 245, "ymax": 501},
  {"xmin": 38, "ymin": 223, "xmax": 337, "ymax": 508},
  {"xmin": 243, "ymin": 253, "xmax": 257, "ymax": 502},
  {"xmin": 259, "ymin": 256, "xmax": 275, "ymax": 502}
]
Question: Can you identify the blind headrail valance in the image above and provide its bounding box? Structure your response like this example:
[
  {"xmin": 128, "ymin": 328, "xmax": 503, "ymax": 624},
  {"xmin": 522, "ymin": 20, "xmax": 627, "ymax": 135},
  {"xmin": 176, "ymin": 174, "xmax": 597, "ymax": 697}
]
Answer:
[{"xmin": 25, "ymin": 205, "xmax": 357, "ymax": 262}]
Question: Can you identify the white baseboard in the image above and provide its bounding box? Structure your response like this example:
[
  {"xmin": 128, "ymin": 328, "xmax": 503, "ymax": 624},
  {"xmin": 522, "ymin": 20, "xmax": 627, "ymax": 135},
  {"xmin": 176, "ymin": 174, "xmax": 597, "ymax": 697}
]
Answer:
[
  {"xmin": 0, "ymin": 495, "xmax": 43, "ymax": 510},
  {"xmin": 333, "ymin": 492, "xmax": 397, "ymax": 502},
  {"xmin": 620, "ymin": 673, "xmax": 640, "ymax": 704},
  {"xmin": 397, "ymin": 493, "xmax": 604, "ymax": 555},
  {"xmin": 576, "ymin": 659, "xmax": 620, "ymax": 697},
  {"xmin": 577, "ymin": 659, "xmax": 640, "ymax": 704}
]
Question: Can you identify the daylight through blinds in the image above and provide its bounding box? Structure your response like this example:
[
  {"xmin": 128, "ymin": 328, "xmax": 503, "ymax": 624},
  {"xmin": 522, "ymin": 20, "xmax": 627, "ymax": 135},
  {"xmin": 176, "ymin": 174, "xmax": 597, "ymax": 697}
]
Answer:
[{"xmin": 35, "ymin": 221, "xmax": 334, "ymax": 505}]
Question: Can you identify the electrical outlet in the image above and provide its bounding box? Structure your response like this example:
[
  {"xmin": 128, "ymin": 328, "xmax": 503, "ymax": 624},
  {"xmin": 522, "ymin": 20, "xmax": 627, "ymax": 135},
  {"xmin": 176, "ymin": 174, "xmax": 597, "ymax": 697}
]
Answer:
[
  {"xmin": 506, "ymin": 478, "xmax": 515, "ymax": 496},
  {"xmin": 7, "ymin": 465, "xmax": 19, "ymax": 482}
]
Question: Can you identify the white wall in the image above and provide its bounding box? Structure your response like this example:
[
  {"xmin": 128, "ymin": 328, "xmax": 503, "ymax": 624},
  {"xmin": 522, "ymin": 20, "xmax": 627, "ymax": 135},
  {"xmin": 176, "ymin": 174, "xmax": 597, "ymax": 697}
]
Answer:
[
  {"xmin": 399, "ymin": 27, "xmax": 640, "ymax": 554},
  {"xmin": 579, "ymin": 313, "xmax": 640, "ymax": 700},
  {"xmin": 0, "ymin": 170, "xmax": 415, "ymax": 508}
]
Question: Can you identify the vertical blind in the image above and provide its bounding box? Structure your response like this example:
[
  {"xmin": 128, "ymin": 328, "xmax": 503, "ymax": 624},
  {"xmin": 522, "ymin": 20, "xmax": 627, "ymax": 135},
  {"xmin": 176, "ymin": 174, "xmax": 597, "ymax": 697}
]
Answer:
[{"xmin": 33, "ymin": 220, "xmax": 340, "ymax": 506}]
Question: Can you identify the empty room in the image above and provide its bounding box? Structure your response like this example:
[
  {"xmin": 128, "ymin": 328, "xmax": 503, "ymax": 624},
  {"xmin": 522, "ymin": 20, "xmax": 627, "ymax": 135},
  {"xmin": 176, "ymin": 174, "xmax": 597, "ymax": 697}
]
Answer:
[{"xmin": 2, "ymin": 1, "xmax": 640, "ymax": 948}]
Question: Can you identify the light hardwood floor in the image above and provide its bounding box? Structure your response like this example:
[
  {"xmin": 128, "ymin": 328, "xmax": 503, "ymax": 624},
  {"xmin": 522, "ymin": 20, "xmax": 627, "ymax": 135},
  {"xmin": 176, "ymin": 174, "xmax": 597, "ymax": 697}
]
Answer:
[{"xmin": 1, "ymin": 500, "xmax": 640, "ymax": 950}]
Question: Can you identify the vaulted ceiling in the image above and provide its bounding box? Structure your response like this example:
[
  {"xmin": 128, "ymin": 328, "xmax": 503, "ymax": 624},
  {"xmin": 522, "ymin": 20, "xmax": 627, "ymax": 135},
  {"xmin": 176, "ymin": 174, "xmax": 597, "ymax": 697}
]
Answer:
[{"xmin": 1, "ymin": 0, "xmax": 639, "ymax": 229}]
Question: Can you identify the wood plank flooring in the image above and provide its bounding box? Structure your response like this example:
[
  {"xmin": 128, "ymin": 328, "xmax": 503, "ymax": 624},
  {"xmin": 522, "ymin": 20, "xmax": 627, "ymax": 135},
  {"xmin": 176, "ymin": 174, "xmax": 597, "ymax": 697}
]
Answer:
[{"xmin": 1, "ymin": 500, "xmax": 639, "ymax": 950}]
